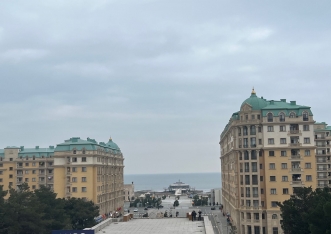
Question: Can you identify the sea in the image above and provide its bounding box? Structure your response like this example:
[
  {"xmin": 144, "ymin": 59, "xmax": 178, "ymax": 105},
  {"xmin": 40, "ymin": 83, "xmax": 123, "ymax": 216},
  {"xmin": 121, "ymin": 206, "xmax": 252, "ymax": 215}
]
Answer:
[{"xmin": 124, "ymin": 172, "xmax": 221, "ymax": 193}]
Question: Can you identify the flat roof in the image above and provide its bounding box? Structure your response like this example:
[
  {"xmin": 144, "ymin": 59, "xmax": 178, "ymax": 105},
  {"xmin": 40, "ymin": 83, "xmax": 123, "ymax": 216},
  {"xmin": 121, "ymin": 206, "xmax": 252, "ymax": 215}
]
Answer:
[{"xmin": 98, "ymin": 218, "xmax": 205, "ymax": 234}]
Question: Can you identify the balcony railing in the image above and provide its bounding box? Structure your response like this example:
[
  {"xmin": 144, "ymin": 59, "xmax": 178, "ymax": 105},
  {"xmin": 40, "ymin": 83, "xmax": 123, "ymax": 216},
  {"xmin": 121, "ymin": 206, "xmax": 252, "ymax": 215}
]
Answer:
[
  {"xmin": 317, "ymin": 176, "xmax": 328, "ymax": 179},
  {"xmin": 290, "ymin": 168, "xmax": 302, "ymax": 172},
  {"xmin": 316, "ymin": 160, "xmax": 330, "ymax": 163},
  {"xmin": 316, "ymin": 136, "xmax": 326, "ymax": 140},
  {"xmin": 317, "ymin": 168, "xmax": 329, "ymax": 171},
  {"xmin": 289, "ymin": 130, "xmax": 300, "ymax": 134},
  {"xmin": 289, "ymin": 143, "xmax": 302, "ymax": 147},
  {"xmin": 290, "ymin": 155, "xmax": 302, "ymax": 160}
]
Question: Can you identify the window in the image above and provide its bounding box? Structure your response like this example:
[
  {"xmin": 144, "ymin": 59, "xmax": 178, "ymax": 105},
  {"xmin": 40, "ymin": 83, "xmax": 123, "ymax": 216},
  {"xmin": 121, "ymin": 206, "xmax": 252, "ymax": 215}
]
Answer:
[
  {"xmin": 245, "ymin": 115, "xmax": 248, "ymax": 120},
  {"xmin": 72, "ymin": 157, "xmax": 77, "ymax": 162},
  {"xmin": 289, "ymin": 112, "xmax": 295, "ymax": 118},
  {"xmin": 0, "ymin": 164, "xmax": 2, "ymax": 167},
  {"xmin": 251, "ymin": 115, "xmax": 255, "ymax": 119},
  {"xmin": 9, "ymin": 167, "xmax": 13, "ymax": 171},
  {"xmin": 272, "ymin": 214, "xmax": 278, "ymax": 219},
  {"xmin": 25, "ymin": 163, "xmax": 29, "ymax": 166},
  {"xmin": 72, "ymin": 187, "xmax": 77, "ymax": 192},
  {"xmin": 267, "ymin": 113, "xmax": 273, "ymax": 122},
  {"xmin": 280, "ymin": 125, "xmax": 286, "ymax": 132},
  {"xmin": 9, "ymin": 182, "xmax": 13, "ymax": 186},
  {"xmin": 260, "ymin": 176, "xmax": 263, "ymax": 182},
  {"xmin": 271, "ymin": 201, "xmax": 278, "ymax": 207},
  {"xmin": 0, "ymin": 171, "xmax": 2, "ymax": 175},
  {"xmin": 269, "ymin": 151, "xmax": 274, "ymax": 156},
  {"xmin": 304, "ymin": 138, "xmax": 310, "ymax": 144},
  {"xmin": 0, "ymin": 179, "xmax": 2, "ymax": 182},
  {"xmin": 25, "ymin": 170, "xmax": 29, "ymax": 174},
  {"xmin": 32, "ymin": 170, "xmax": 36, "ymax": 174},
  {"xmin": 279, "ymin": 112, "xmax": 285, "ymax": 122},
  {"xmin": 82, "ymin": 187, "xmax": 87, "ymax": 192},
  {"xmin": 73, "ymin": 150, "xmax": 77, "ymax": 154},
  {"xmin": 82, "ymin": 167, "xmax": 87, "ymax": 172},
  {"xmin": 269, "ymin": 163, "xmax": 275, "ymax": 169},
  {"xmin": 283, "ymin": 188, "xmax": 289, "ymax": 194},
  {"xmin": 306, "ymin": 175, "xmax": 312, "ymax": 181},
  {"xmin": 260, "ymin": 164, "xmax": 262, "ymax": 169},
  {"xmin": 258, "ymin": 126, "xmax": 261, "ymax": 132},
  {"xmin": 267, "ymin": 126, "xmax": 274, "ymax": 132},
  {"xmin": 268, "ymin": 138, "xmax": 274, "ymax": 144},
  {"xmin": 25, "ymin": 178, "xmax": 29, "ymax": 182},
  {"xmin": 32, "ymin": 185, "xmax": 36, "ymax": 189},
  {"xmin": 82, "ymin": 149, "xmax": 86, "ymax": 154},
  {"xmin": 305, "ymin": 163, "xmax": 311, "ymax": 169},
  {"xmin": 32, "ymin": 162, "xmax": 36, "ymax": 166},
  {"xmin": 257, "ymin": 139, "xmax": 262, "ymax": 145},
  {"xmin": 72, "ymin": 167, "xmax": 77, "ymax": 172},
  {"xmin": 32, "ymin": 178, "xmax": 36, "ymax": 182},
  {"xmin": 270, "ymin": 176, "xmax": 276, "ymax": 181},
  {"xmin": 82, "ymin": 157, "xmax": 87, "ymax": 162},
  {"xmin": 280, "ymin": 138, "xmax": 287, "ymax": 144},
  {"xmin": 281, "ymin": 151, "xmax": 287, "ymax": 156},
  {"xmin": 72, "ymin": 177, "xmax": 77, "ymax": 182},
  {"xmin": 271, "ymin": 189, "xmax": 276, "ymax": 194},
  {"xmin": 82, "ymin": 177, "xmax": 87, "ymax": 182},
  {"xmin": 273, "ymin": 227, "xmax": 279, "ymax": 234},
  {"xmin": 303, "ymin": 125, "xmax": 309, "ymax": 131},
  {"xmin": 257, "ymin": 115, "xmax": 260, "ymax": 120},
  {"xmin": 10, "ymin": 158, "xmax": 13, "ymax": 161},
  {"xmin": 281, "ymin": 163, "xmax": 287, "ymax": 169},
  {"xmin": 305, "ymin": 150, "xmax": 311, "ymax": 156},
  {"xmin": 282, "ymin": 176, "xmax": 288, "ymax": 182},
  {"xmin": 303, "ymin": 111, "xmax": 309, "ymax": 121},
  {"xmin": 9, "ymin": 174, "xmax": 13, "ymax": 178},
  {"xmin": 261, "ymin": 188, "xmax": 264, "ymax": 194}
]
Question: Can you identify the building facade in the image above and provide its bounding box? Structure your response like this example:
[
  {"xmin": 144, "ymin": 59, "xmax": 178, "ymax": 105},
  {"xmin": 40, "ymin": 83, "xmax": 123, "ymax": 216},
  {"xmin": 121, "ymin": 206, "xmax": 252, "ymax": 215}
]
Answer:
[
  {"xmin": 0, "ymin": 137, "xmax": 125, "ymax": 216},
  {"xmin": 220, "ymin": 89, "xmax": 318, "ymax": 234},
  {"xmin": 124, "ymin": 183, "xmax": 135, "ymax": 202}
]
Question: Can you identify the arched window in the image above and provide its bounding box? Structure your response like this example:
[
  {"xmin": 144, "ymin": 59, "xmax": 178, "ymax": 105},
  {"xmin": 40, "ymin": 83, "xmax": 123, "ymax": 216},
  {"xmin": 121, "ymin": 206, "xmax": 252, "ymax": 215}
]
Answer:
[
  {"xmin": 73, "ymin": 149, "xmax": 77, "ymax": 154},
  {"xmin": 267, "ymin": 113, "xmax": 273, "ymax": 122},
  {"xmin": 279, "ymin": 112, "xmax": 285, "ymax": 122},
  {"xmin": 272, "ymin": 214, "xmax": 278, "ymax": 219},
  {"xmin": 303, "ymin": 111, "xmax": 309, "ymax": 121},
  {"xmin": 289, "ymin": 112, "xmax": 296, "ymax": 118}
]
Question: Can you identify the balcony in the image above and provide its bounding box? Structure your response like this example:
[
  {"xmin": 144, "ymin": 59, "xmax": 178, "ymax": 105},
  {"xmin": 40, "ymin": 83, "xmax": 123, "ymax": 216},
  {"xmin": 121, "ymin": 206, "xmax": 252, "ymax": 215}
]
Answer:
[
  {"xmin": 290, "ymin": 168, "xmax": 302, "ymax": 173},
  {"xmin": 317, "ymin": 176, "xmax": 328, "ymax": 179},
  {"xmin": 318, "ymin": 184, "xmax": 329, "ymax": 188},
  {"xmin": 317, "ymin": 168, "xmax": 329, "ymax": 171},
  {"xmin": 316, "ymin": 136, "xmax": 326, "ymax": 140},
  {"xmin": 289, "ymin": 155, "xmax": 302, "ymax": 160},
  {"xmin": 16, "ymin": 174, "xmax": 23, "ymax": 177},
  {"xmin": 289, "ymin": 143, "xmax": 302, "ymax": 147},
  {"xmin": 288, "ymin": 130, "xmax": 302, "ymax": 135},
  {"xmin": 290, "ymin": 181, "xmax": 302, "ymax": 186},
  {"xmin": 316, "ymin": 159, "xmax": 330, "ymax": 163},
  {"xmin": 243, "ymin": 145, "xmax": 249, "ymax": 148}
]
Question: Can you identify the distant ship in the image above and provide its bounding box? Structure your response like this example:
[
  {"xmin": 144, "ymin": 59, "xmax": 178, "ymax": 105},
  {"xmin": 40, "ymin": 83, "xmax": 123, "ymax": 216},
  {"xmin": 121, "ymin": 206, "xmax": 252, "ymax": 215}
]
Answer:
[{"xmin": 167, "ymin": 180, "xmax": 193, "ymax": 193}]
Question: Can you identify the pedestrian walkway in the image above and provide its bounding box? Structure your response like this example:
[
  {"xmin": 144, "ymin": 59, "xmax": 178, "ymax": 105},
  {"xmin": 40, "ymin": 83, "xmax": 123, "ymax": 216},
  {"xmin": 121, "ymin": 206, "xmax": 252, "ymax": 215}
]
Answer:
[{"xmin": 97, "ymin": 218, "xmax": 205, "ymax": 234}]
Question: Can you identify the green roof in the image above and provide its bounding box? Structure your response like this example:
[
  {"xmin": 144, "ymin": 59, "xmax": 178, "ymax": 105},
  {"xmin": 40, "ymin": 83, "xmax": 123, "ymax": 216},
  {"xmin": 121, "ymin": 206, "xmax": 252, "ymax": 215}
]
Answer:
[
  {"xmin": 241, "ymin": 93, "xmax": 268, "ymax": 110},
  {"xmin": 55, "ymin": 137, "xmax": 121, "ymax": 154}
]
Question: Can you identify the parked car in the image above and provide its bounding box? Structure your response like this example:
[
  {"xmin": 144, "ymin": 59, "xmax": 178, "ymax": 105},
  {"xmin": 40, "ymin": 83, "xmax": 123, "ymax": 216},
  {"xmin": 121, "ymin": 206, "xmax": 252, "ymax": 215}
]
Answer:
[
  {"xmin": 158, "ymin": 205, "xmax": 164, "ymax": 208},
  {"xmin": 144, "ymin": 207, "xmax": 148, "ymax": 210},
  {"xmin": 134, "ymin": 208, "xmax": 138, "ymax": 212},
  {"xmin": 147, "ymin": 205, "xmax": 153, "ymax": 208},
  {"xmin": 211, "ymin": 207, "xmax": 216, "ymax": 210}
]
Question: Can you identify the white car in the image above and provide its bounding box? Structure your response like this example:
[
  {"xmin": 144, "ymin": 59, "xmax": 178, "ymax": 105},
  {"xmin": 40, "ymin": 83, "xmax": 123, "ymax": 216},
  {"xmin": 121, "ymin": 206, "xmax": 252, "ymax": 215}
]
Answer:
[{"xmin": 134, "ymin": 208, "xmax": 138, "ymax": 212}]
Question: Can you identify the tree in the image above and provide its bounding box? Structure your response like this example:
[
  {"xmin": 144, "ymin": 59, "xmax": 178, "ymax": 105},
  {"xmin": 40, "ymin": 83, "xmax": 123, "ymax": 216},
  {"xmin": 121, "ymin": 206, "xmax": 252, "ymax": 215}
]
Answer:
[
  {"xmin": 5, "ymin": 183, "xmax": 48, "ymax": 234},
  {"xmin": 34, "ymin": 186, "xmax": 71, "ymax": 231},
  {"xmin": 64, "ymin": 197, "xmax": 99, "ymax": 230},
  {"xmin": 277, "ymin": 187, "xmax": 331, "ymax": 234}
]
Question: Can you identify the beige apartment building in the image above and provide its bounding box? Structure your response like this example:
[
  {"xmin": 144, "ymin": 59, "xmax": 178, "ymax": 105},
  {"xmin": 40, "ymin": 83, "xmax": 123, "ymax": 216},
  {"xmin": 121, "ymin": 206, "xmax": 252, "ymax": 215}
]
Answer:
[
  {"xmin": 0, "ymin": 137, "xmax": 125, "ymax": 216},
  {"xmin": 220, "ymin": 89, "xmax": 319, "ymax": 234}
]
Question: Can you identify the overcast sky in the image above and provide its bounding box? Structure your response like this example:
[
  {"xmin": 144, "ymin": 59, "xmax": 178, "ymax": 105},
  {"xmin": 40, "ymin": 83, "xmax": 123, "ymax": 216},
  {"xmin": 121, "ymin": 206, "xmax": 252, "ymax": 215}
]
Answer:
[{"xmin": 0, "ymin": 1, "xmax": 330, "ymax": 174}]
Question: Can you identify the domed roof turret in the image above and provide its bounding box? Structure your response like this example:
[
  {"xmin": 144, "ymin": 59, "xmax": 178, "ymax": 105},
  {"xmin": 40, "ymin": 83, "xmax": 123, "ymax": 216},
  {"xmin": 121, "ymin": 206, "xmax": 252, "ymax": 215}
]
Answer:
[
  {"xmin": 106, "ymin": 137, "xmax": 121, "ymax": 151},
  {"xmin": 241, "ymin": 89, "xmax": 268, "ymax": 110}
]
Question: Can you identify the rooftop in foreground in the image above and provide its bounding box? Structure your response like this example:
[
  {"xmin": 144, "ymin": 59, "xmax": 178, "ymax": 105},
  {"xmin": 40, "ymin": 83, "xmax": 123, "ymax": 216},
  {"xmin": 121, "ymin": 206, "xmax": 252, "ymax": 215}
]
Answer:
[{"xmin": 97, "ymin": 218, "xmax": 205, "ymax": 234}]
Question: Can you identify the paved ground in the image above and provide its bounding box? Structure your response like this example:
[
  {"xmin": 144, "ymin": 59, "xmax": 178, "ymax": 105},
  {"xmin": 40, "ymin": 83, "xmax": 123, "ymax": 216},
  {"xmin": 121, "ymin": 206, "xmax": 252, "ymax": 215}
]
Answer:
[
  {"xmin": 117, "ymin": 195, "xmax": 232, "ymax": 234},
  {"xmin": 98, "ymin": 219, "xmax": 205, "ymax": 234}
]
